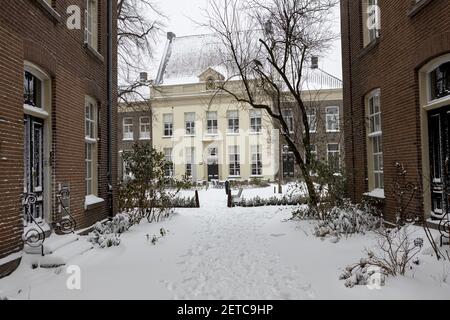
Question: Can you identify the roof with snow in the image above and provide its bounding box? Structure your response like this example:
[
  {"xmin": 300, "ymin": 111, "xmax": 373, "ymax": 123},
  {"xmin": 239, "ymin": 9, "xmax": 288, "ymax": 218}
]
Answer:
[{"xmin": 155, "ymin": 32, "xmax": 342, "ymax": 90}]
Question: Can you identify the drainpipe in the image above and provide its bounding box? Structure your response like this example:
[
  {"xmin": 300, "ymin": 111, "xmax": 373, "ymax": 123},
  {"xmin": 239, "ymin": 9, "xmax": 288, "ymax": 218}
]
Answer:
[
  {"xmin": 107, "ymin": 0, "xmax": 114, "ymax": 217},
  {"xmin": 345, "ymin": 0, "xmax": 357, "ymax": 199}
]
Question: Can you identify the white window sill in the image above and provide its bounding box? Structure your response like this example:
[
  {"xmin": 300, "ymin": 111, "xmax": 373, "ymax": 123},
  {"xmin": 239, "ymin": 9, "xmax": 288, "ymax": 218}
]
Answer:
[
  {"xmin": 83, "ymin": 42, "xmax": 104, "ymax": 63},
  {"xmin": 139, "ymin": 137, "xmax": 151, "ymax": 141},
  {"xmin": 122, "ymin": 138, "xmax": 134, "ymax": 141},
  {"xmin": 368, "ymin": 131, "xmax": 382, "ymax": 138},
  {"xmin": 24, "ymin": 104, "xmax": 49, "ymax": 119},
  {"xmin": 228, "ymin": 176, "xmax": 241, "ymax": 179},
  {"xmin": 205, "ymin": 133, "xmax": 219, "ymax": 136},
  {"xmin": 184, "ymin": 135, "xmax": 196, "ymax": 137},
  {"xmin": 249, "ymin": 132, "xmax": 262, "ymax": 135},
  {"xmin": 85, "ymin": 195, "xmax": 105, "ymax": 210},
  {"xmin": 85, "ymin": 137, "xmax": 97, "ymax": 143},
  {"xmin": 162, "ymin": 136, "xmax": 173, "ymax": 139},
  {"xmin": 326, "ymin": 130, "xmax": 340, "ymax": 133},
  {"xmin": 363, "ymin": 188, "xmax": 385, "ymax": 199},
  {"xmin": 250, "ymin": 175, "xmax": 263, "ymax": 178},
  {"xmin": 227, "ymin": 132, "xmax": 240, "ymax": 135}
]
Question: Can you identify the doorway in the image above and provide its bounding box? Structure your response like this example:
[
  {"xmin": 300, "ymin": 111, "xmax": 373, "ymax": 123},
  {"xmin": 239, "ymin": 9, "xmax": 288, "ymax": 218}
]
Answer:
[
  {"xmin": 23, "ymin": 115, "xmax": 45, "ymax": 223},
  {"xmin": 428, "ymin": 106, "xmax": 450, "ymax": 219}
]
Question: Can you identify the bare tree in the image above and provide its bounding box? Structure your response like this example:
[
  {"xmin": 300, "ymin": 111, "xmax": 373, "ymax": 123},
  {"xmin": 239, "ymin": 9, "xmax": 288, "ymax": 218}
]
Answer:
[
  {"xmin": 204, "ymin": 0, "xmax": 339, "ymax": 209},
  {"xmin": 117, "ymin": 0, "xmax": 166, "ymax": 106}
]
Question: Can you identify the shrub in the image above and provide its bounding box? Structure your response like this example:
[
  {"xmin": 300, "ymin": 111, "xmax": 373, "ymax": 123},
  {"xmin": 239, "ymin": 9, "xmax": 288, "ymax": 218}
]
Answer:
[{"xmin": 87, "ymin": 213, "xmax": 132, "ymax": 248}]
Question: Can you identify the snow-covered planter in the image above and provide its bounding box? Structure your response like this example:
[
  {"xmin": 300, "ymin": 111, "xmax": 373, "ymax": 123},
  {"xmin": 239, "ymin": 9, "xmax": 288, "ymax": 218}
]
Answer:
[{"xmin": 88, "ymin": 213, "xmax": 132, "ymax": 248}]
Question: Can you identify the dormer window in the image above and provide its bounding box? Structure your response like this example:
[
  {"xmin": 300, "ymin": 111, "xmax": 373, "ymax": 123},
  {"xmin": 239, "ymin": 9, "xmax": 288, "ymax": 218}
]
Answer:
[
  {"xmin": 24, "ymin": 71, "xmax": 42, "ymax": 108},
  {"xmin": 430, "ymin": 62, "xmax": 450, "ymax": 101},
  {"xmin": 206, "ymin": 77, "xmax": 215, "ymax": 90}
]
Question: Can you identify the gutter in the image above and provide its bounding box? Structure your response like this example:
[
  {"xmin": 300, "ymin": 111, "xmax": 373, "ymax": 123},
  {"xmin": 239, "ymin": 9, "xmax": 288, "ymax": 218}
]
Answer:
[{"xmin": 106, "ymin": 0, "xmax": 114, "ymax": 217}]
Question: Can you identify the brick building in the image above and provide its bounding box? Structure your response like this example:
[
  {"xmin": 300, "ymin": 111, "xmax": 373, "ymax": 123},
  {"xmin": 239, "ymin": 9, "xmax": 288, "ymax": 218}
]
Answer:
[
  {"xmin": 118, "ymin": 102, "xmax": 152, "ymax": 179},
  {"xmin": 341, "ymin": 0, "xmax": 450, "ymax": 223},
  {"xmin": 0, "ymin": 0, "xmax": 117, "ymax": 278}
]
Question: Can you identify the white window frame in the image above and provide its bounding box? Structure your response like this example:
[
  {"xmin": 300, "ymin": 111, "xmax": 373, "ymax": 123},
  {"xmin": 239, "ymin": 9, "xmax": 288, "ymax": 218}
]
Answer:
[
  {"xmin": 84, "ymin": 0, "xmax": 99, "ymax": 51},
  {"xmin": 139, "ymin": 116, "xmax": 151, "ymax": 140},
  {"xmin": 85, "ymin": 96, "xmax": 98, "ymax": 196},
  {"xmin": 326, "ymin": 106, "xmax": 340, "ymax": 132},
  {"xmin": 363, "ymin": 0, "xmax": 380, "ymax": 46},
  {"xmin": 327, "ymin": 143, "xmax": 340, "ymax": 173},
  {"xmin": 164, "ymin": 147, "xmax": 174, "ymax": 177},
  {"xmin": 282, "ymin": 109, "xmax": 294, "ymax": 134},
  {"xmin": 367, "ymin": 89, "xmax": 384, "ymax": 190},
  {"xmin": 228, "ymin": 145, "xmax": 241, "ymax": 177},
  {"xmin": 123, "ymin": 117, "xmax": 133, "ymax": 141},
  {"xmin": 227, "ymin": 110, "xmax": 239, "ymax": 134},
  {"xmin": 206, "ymin": 111, "xmax": 218, "ymax": 135},
  {"xmin": 185, "ymin": 147, "xmax": 195, "ymax": 178},
  {"xmin": 306, "ymin": 108, "xmax": 317, "ymax": 133},
  {"xmin": 163, "ymin": 113, "xmax": 173, "ymax": 137},
  {"xmin": 250, "ymin": 109, "xmax": 262, "ymax": 133},
  {"xmin": 251, "ymin": 145, "xmax": 263, "ymax": 176},
  {"xmin": 185, "ymin": 112, "xmax": 196, "ymax": 136}
]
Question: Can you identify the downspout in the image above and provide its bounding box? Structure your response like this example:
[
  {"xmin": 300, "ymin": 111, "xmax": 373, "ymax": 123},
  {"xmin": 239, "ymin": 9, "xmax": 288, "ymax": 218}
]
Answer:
[
  {"xmin": 107, "ymin": 0, "xmax": 114, "ymax": 217},
  {"xmin": 345, "ymin": 0, "xmax": 357, "ymax": 199}
]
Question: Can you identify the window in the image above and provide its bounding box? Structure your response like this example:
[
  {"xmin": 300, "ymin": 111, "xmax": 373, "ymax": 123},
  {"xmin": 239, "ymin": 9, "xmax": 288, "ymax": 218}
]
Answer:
[
  {"xmin": 250, "ymin": 109, "xmax": 262, "ymax": 133},
  {"xmin": 85, "ymin": 0, "xmax": 99, "ymax": 51},
  {"xmin": 326, "ymin": 106, "xmax": 340, "ymax": 132},
  {"xmin": 430, "ymin": 62, "xmax": 450, "ymax": 101},
  {"xmin": 85, "ymin": 97, "xmax": 97, "ymax": 196},
  {"xmin": 185, "ymin": 112, "xmax": 196, "ymax": 135},
  {"xmin": 282, "ymin": 109, "xmax": 294, "ymax": 133},
  {"xmin": 367, "ymin": 90, "xmax": 384, "ymax": 189},
  {"xmin": 251, "ymin": 145, "xmax": 263, "ymax": 176},
  {"xmin": 206, "ymin": 77, "xmax": 215, "ymax": 90},
  {"xmin": 227, "ymin": 110, "xmax": 239, "ymax": 133},
  {"xmin": 164, "ymin": 148, "xmax": 174, "ymax": 177},
  {"xmin": 207, "ymin": 111, "xmax": 218, "ymax": 134},
  {"xmin": 327, "ymin": 143, "xmax": 340, "ymax": 173},
  {"xmin": 185, "ymin": 147, "xmax": 195, "ymax": 177},
  {"xmin": 229, "ymin": 146, "xmax": 240, "ymax": 176},
  {"xmin": 123, "ymin": 118, "xmax": 133, "ymax": 140},
  {"xmin": 24, "ymin": 71, "xmax": 42, "ymax": 108},
  {"xmin": 306, "ymin": 108, "xmax": 317, "ymax": 133},
  {"xmin": 139, "ymin": 117, "xmax": 150, "ymax": 140},
  {"xmin": 163, "ymin": 113, "xmax": 173, "ymax": 137},
  {"xmin": 362, "ymin": 0, "xmax": 380, "ymax": 46}
]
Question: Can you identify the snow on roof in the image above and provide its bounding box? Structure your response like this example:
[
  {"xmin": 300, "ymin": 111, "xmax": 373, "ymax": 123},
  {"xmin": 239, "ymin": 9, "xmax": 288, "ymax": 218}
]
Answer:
[
  {"xmin": 155, "ymin": 33, "xmax": 233, "ymax": 86},
  {"xmin": 155, "ymin": 32, "xmax": 342, "ymax": 90}
]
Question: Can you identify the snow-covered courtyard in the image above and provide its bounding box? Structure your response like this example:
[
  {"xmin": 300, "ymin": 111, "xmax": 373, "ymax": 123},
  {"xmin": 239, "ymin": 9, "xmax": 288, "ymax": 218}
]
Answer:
[{"xmin": 1, "ymin": 186, "xmax": 449, "ymax": 300}]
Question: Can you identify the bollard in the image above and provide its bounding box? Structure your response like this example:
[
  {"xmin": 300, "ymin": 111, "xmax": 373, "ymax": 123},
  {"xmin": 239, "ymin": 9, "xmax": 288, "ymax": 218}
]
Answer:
[
  {"xmin": 195, "ymin": 190, "xmax": 200, "ymax": 208},
  {"xmin": 227, "ymin": 191, "xmax": 232, "ymax": 208}
]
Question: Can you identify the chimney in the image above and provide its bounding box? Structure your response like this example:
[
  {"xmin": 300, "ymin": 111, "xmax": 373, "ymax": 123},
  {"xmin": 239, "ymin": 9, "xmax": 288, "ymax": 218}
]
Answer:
[
  {"xmin": 311, "ymin": 56, "xmax": 319, "ymax": 69},
  {"xmin": 167, "ymin": 32, "xmax": 176, "ymax": 41},
  {"xmin": 139, "ymin": 72, "xmax": 148, "ymax": 83}
]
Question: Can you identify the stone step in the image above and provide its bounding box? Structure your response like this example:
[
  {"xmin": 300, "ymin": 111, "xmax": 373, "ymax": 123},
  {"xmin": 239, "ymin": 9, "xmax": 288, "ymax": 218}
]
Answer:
[
  {"xmin": 30, "ymin": 239, "xmax": 93, "ymax": 268},
  {"xmin": 25, "ymin": 233, "xmax": 79, "ymax": 255}
]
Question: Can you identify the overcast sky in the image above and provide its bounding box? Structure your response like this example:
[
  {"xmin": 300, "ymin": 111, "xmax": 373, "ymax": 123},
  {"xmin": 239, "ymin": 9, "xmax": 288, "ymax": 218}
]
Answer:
[{"xmin": 147, "ymin": 0, "xmax": 342, "ymax": 80}]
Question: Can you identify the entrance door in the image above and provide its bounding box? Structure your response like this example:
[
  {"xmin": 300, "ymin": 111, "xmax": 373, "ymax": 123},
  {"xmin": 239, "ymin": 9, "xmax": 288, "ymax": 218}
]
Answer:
[
  {"xmin": 24, "ymin": 116, "xmax": 44, "ymax": 223},
  {"xmin": 282, "ymin": 146, "xmax": 295, "ymax": 178},
  {"xmin": 208, "ymin": 162, "xmax": 219, "ymax": 181},
  {"xmin": 428, "ymin": 106, "xmax": 450, "ymax": 219}
]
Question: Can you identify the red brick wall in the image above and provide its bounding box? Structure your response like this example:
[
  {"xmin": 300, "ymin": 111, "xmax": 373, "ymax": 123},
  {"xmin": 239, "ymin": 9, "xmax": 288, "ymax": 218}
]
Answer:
[
  {"xmin": 341, "ymin": 0, "xmax": 450, "ymax": 221},
  {"xmin": 0, "ymin": 0, "xmax": 118, "ymax": 276}
]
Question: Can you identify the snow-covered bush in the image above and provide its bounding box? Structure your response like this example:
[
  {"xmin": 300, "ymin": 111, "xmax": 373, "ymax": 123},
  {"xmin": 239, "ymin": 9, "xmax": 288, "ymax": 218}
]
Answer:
[
  {"xmin": 341, "ymin": 225, "xmax": 424, "ymax": 287},
  {"xmin": 172, "ymin": 196, "xmax": 197, "ymax": 208},
  {"xmin": 88, "ymin": 213, "xmax": 132, "ymax": 248},
  {"xmin": 340, "ymin": 254, "xmax": 388, "ymax": 288},
  {"xmin": 313, "ymin": 200, "xmax": 381, "ymax": 240},
  {"xmin": 236, "ymin": 195, "xmax": 307, "ymax": 207}
]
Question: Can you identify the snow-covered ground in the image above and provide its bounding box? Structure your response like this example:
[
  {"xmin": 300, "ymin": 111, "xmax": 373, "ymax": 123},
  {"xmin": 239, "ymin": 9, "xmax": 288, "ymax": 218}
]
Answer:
[{"xmin": 0, "ymin": 188, "xmax": 449, "ymax": 300}]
